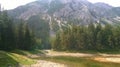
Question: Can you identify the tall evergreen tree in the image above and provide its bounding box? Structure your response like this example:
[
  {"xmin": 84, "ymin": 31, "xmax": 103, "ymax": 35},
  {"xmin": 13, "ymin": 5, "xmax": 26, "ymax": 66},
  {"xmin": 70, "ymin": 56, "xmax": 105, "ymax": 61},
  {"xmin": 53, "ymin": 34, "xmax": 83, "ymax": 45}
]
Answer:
[
  {"xmin": 17, "ymin": 22, "xmax": 25, "ymax": 49},
  {"xmin": 0, "ymin": 11, "xmax": 37, "ymax": 51},
  {"xmin": 0, "ymin": 11, "xmax": 15, "ymax": 51},
  {"xmin": 24, "ymin": 24, "xmax": 36, "ymax": 50}
]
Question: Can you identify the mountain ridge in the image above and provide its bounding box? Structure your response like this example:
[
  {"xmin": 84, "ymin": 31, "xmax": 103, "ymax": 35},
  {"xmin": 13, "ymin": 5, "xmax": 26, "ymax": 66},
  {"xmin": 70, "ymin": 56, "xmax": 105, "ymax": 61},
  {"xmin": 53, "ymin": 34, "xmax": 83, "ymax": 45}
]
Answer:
[{"xmin": 8, "ymin": 0, "xmax": 120, "ymax": 33}]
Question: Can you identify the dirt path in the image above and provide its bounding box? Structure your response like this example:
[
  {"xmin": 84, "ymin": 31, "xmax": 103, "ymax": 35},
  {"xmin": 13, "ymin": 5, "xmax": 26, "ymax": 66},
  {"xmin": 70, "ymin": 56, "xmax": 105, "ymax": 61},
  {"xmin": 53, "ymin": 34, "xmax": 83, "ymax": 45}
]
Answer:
[
  {"xmin": 94, "ymin": 57, "xmax": 120, "ymax": 63},
  {"xmin": 43, "ymin": 50, "xmax": 120, "ymax": 63},
  {"xmin": 21, "ymin": 60, "xmax": 66, "ymax": 67},
  {"xmin": 21, "ymin": 50, "xmax": 120, "ymax": 67},
  {"xmin": 45, "ymin": 50, "xmax": 94, "ymax": 57}
]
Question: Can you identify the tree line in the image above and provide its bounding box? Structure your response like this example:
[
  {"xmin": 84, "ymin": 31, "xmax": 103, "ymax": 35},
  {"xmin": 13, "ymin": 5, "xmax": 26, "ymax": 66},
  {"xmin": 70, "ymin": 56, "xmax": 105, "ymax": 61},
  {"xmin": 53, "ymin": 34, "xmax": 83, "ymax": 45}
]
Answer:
[
  {"xmin": 27, "ymin": 15, "xmax": 50, "ymax": 49},
  {"xmin": 1, "ymin": 10, "xmax": 120, "ymax": 51},
  {"xmin": 0, "ymin": 11, "xmax": 36, "ymax": 51},
  {"xmin": 53, "ymin": 23, "xmax": 120, "ymax": 51}
]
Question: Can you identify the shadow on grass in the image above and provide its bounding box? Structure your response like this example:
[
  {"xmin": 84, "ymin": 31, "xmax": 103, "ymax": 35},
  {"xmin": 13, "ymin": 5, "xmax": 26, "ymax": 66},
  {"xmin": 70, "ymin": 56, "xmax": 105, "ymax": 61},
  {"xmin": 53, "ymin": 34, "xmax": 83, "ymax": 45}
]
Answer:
[
  {"xmin": 0, "ymin": 51, "xmax": 19, "ymax": 67},
  {"xmin": 64, "ymin": 49, "xmax": 120, "ymax": 54},
  {"xmin": 11, "ymin": 49, "xmax": 46, "ymax": 58},
  {"xmin": 38, "ymin": 56, "xmax": 120, "ymax": 67}
]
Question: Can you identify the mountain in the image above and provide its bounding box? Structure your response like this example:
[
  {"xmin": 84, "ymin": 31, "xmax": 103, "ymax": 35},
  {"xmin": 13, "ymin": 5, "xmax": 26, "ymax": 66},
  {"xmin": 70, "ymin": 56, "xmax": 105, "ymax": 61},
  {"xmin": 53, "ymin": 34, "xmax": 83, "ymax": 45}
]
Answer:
[{"xmin": 8, "ymin": 0, "xmax": 120, "ymax": 33}]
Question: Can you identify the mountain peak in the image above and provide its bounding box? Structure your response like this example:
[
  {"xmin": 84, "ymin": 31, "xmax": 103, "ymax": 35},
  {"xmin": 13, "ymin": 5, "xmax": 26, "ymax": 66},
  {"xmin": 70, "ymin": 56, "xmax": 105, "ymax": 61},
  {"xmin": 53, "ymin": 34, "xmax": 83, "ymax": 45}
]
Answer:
[
  {"xmin": 38, "ymin": 0, "xmax": 89, "ymax": 4},
  {"xmin": 94, "ymin": 2, "xmax": 112, "ymax": 7},
  {"xmin": 8, "ymin": 0, "xmax": 120, "ymax": 26}
]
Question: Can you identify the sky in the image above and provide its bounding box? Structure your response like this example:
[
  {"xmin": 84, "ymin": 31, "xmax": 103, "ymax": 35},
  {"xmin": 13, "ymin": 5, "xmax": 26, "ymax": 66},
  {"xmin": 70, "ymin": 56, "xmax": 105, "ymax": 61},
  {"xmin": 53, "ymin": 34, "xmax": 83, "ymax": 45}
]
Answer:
[
  {"xmin": 0, "ymin": 0, "xmax": 120, "ymax": 10},
  {"xmin": 88, "ymin": 0, "xmax": 120, "ymax": 7},
  {"xmin": 0, "ymin": 0, "xmax": 37, "ymax": 10}
]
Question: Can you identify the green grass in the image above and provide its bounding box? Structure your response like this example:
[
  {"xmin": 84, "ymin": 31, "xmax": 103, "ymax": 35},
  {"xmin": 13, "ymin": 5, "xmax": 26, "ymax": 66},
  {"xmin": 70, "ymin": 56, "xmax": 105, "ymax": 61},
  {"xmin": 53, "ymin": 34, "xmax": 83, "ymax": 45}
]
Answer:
[
  {"xmin": 38, "ymin": 56, "xmax": 120, "ymax": 67},
  {"xmin": 0, "ymin": 50, "xmax": 36, "ymax": 67},
  {"xmin": 0, "ymin": 51, "xmax": 18, "ymax": 67},
  {"xmin": 8, "ymin": 53, "xmax": 36, "ymax": 65},
  {"xmin": 11, "ymin": 49, "xmax": 44, "ymax": 55},
  {"xmin": 1, "ymin": 49, "xmax": 120, "ymax": 67},
  {"xmin": 63, "ymin": 49, "xmax": 120, "ymax": 54}
]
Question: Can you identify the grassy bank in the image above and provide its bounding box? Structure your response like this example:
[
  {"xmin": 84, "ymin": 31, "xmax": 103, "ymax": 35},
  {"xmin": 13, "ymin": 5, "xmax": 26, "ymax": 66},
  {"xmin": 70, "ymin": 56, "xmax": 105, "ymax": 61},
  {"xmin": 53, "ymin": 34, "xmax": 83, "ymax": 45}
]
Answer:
[
  {"xmin": 39, "ymin": 56, "xmax": 120, "ymax": 67},
  {"xmin": 0, "ymin": 50, "xmax": 36, "ymax": 67},
  {"xmin": 0, "ymin": 51, "xmax": 17, "ymax": 67},
  {"xmin": 1, "ymin": 49, "xmax": 120, "ymax": 67},
  {"xmin": 60, "ymin": 49, "xmax": 120, "ymax": 54}
]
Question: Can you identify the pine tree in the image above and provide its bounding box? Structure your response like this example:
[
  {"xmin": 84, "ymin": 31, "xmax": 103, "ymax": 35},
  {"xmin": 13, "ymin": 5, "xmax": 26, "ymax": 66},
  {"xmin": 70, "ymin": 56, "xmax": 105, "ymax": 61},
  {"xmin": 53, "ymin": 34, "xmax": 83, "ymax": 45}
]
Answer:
[
  {"xmin": 103, "ymin": 24, "xmax": 113, "ymax": 49},
  {"xmin": 87, "ymin": 23, "xmax": 96, "ymax": 49},
  {"xmin": 53, "ymin": 32, "xmax": 61, "ymax": 50},
  {"xmin": 112, "ymin": 26, "xmax": 120, "ymax": 50},
  {"xmin": 24, "ymin": 24, "xmax": 36, "ymax": 50},
  {"xmin": 0, "ymin": 11, "xmax": 16, "ymax": 51},
  {"xmin": 0, "ymin": 15, "xmax": 3, "ymax": 49},
  {"xmin": 17, "ymin": 22, "xmax": 25, "ymax": 49},
  {"xmin": 95, "ymin": 23, "xmax": 102, "ymax": 50}
]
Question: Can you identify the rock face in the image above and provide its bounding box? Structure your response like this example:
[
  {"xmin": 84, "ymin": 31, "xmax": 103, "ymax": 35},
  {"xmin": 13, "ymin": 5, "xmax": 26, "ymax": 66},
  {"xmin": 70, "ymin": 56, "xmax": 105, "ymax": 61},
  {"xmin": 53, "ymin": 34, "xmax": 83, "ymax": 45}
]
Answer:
[{"xmin": 8, "ymin": 0, "xmax": 120, "ymax": 32}]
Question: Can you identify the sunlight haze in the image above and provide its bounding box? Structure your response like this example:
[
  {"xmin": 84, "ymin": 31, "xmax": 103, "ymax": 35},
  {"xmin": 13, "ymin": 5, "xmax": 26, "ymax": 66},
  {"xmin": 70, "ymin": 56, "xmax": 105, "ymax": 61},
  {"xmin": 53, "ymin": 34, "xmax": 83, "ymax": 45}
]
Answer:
[
  {"xmin": 88, "ymin": 0, "xmax": 120, "ymax": 7},
  {"xmin": 0, "ymin": 0, "xmax": 37, "ymax": 10},
  {"xmin": 0, "ymin": 0, "xmax": 120, "ymax": 10}
]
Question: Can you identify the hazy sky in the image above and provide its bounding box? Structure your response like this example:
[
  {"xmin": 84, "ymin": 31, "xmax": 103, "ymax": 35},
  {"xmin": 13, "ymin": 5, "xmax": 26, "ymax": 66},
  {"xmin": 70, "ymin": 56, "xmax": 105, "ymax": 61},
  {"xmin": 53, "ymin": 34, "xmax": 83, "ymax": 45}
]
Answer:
[
  {"xmin": 88, "ymin": 0, "xmax": 120, "ymax": 7},
  {"xmin": 0, "ymin": 0, "xmax": 37, "ymax": 10},
  {"xmin": 0, "ymin": 0, "xmax": 120, "ymax": 10}
]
